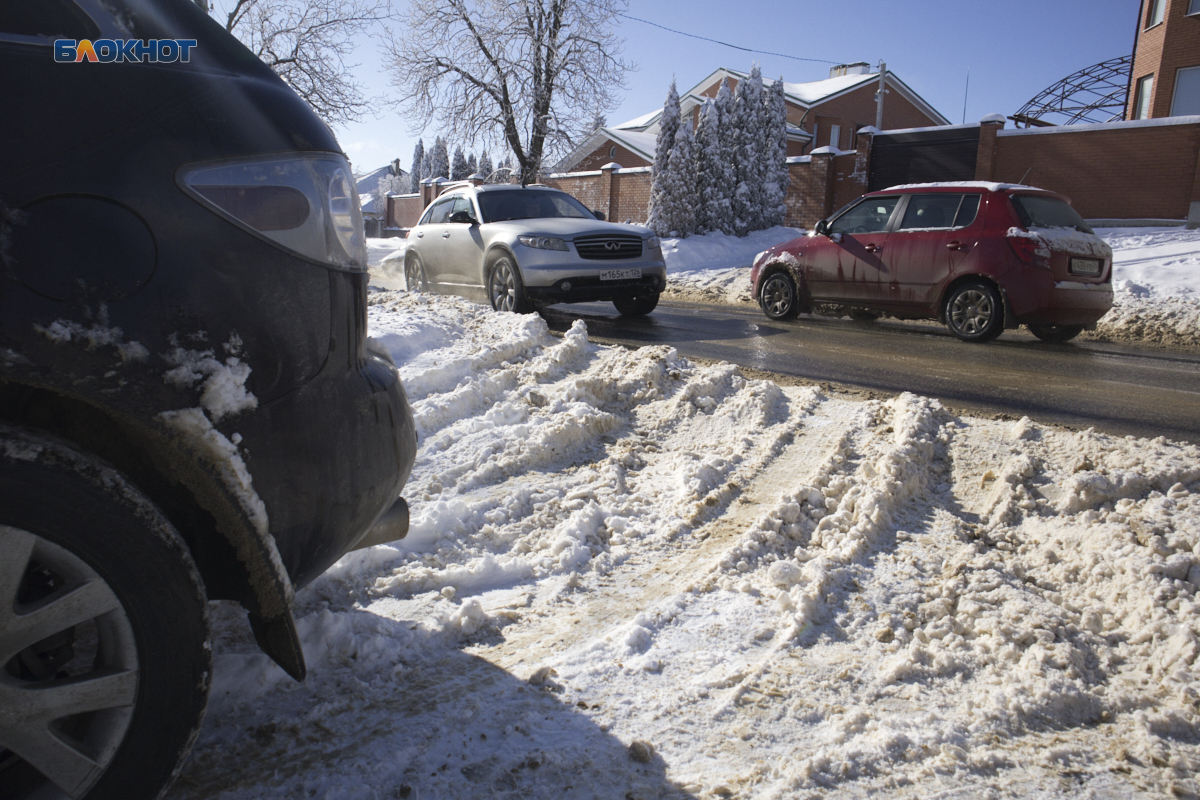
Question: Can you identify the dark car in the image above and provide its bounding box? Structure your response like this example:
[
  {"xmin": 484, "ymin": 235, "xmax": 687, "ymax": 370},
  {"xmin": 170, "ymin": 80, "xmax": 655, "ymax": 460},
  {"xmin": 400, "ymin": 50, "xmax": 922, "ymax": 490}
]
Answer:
[
  {"xmin": 750, "ymin": 182, "xmax": 1114, "ymax": 342},
  {"xmin": 404, "ymin": 183, "xmax": 667, "ymax": 315},
  {"xmin": 0, "ymin": 2, "xmax": 416, "ymax": 797}
]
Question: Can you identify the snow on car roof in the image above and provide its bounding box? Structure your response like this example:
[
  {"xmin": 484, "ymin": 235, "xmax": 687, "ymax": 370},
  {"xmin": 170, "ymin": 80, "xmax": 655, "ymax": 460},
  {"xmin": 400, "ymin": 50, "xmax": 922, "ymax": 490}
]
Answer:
[{"xmin": 881, "ymin": 181, "xmax": 1055, "ymax": 193}]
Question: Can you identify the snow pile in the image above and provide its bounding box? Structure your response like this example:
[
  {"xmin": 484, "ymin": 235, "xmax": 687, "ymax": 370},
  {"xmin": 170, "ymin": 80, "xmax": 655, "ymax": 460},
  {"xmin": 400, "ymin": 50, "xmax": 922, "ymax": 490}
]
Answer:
[
  {"xmin": 661, "ymin": 226, "xmax": 802, "ymax": 305},
  {"xmin": 168, "ymin": 292, "xmax": 1200, "ymax": 800}
]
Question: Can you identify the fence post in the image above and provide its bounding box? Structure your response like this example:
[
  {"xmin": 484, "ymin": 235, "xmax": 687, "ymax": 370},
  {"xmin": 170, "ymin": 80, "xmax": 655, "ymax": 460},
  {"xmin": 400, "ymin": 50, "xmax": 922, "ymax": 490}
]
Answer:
[
  {"xmin": 975, "ymin": 114, "xmax": 1006, "ymax": 182},
  {"xmin": 600, "ymin": 162, "xmax": 621, "ymax": 222}
]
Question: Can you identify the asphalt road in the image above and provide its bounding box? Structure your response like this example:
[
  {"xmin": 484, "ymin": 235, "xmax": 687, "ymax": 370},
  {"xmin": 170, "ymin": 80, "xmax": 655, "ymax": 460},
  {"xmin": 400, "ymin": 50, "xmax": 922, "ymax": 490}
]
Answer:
[{"xmin": 539, "ymin": 300, "xmax": 1200, "ymax": 445}]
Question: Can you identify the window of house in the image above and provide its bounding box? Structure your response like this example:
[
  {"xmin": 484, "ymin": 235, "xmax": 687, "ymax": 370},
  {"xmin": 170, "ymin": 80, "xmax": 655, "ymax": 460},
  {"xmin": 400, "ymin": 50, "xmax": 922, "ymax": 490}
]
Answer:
[
  {"xmin": 829, "ymin": 124, "xmax": 841, "ymax": 149},
  {"xmin": 1190, "ymin": 0, "xmax": 1200, "ymax": 15},
  {"xmin": 1133, "ymin": 74, "xmax": 1154, "ymax": 119},
  {"xmin": 1147, "ymin": 0, "xmax": 1165, "ymax": 27},
  {"xmin": 609, "ymin": 146, "xmax": 617, "ymax": 158},
  {"xmin": 1172, "ymin": 66, "xmax": 1200, "ymax": 116}
]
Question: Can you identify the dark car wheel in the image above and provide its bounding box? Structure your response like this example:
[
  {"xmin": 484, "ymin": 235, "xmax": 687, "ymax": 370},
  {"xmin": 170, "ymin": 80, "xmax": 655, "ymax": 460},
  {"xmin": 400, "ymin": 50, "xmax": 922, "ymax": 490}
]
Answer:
[
  {"xmin": 944, "ymin": 281, "xmax": 1005, "ymax": 343},
  {"xmin": 1028, "ymin": 323, "xmax": 1084, "ymax": 343},
  {"xmin": 1, "ymin": 431, "xmax": 211, "ymax": 800},
  {"xmin": 759, "ymin": 272, "xmax": 801, "ymax": 320},
  {"xmin": 613, "ymin": 292, "xmax": 660, "ymax": 316},
  {"xmin": 488, "ymin": 256, "xmax": 533, "ymax": 314},
  {"xmin": 405, "ymin": 254, "xmax": 427, "ymax": 292}
]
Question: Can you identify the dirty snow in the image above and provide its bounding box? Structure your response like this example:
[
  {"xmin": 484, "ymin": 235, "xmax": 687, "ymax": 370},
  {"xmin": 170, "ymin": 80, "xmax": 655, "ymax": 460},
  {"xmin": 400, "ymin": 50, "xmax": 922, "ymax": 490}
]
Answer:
[{"xmin": 167, "ymin": 285, "xmax": 1200, "ymax": 800}]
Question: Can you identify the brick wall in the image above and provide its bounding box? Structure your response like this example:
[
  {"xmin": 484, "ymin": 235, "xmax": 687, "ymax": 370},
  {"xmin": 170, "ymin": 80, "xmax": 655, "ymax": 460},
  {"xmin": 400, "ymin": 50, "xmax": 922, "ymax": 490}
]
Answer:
[
  {"xmin": 984, "ymin": 118, "xmax": 1200, "ymax": 220},
  {"xmin": 544, "ymin": 172, "xmax": 605, "ymax": 210},
  {"xmin": 783, "ymin": 157, "xmax": 831, "ymax": 229},
  {"xmin": 386, "ymin": 194, "xmax": 425, "ymax": 229},
  {"xmin": 543, "ymin": 167, "xmax": 653, "ymax": 224}
]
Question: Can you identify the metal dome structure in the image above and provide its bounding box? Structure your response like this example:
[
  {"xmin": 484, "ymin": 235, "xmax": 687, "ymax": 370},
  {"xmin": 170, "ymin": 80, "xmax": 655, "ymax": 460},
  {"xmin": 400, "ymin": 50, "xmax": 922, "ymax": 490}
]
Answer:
[{"xmin": 1012, "ymin": 55, "xmax": 1132, "ymax": 127}]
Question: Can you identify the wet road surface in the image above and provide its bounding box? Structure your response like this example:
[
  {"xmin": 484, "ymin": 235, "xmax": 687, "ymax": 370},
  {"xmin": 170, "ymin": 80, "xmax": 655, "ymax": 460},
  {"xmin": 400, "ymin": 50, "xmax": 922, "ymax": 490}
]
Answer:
[{"xmin": 540, "ymin": 300, "xmax": 1200, "ymax": 444}]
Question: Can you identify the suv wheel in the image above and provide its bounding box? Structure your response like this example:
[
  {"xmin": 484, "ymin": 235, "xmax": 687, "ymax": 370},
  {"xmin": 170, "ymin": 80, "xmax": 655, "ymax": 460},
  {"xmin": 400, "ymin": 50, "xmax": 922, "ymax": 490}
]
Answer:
[
  {"xmin": 1, "ymin": 429, "xmax": 210, "ymax": 800},
  {"xmin": 944, "ymin": 281, "xmax": 1004, "ymax": 343},
  {"xmin": 613, "ymin": 293, "xmax": 660, "ymax": 316},
  {"xmin": 1028, "ymin": 323, "xmax": 1084, "ymax": 343},
  {"xmin": 405, "ymin": 254, "xmax": 426, "ymax": 292},
  {"xmin": 759, "ymin": 272, "xmax": 801, "ymax": 320},
  {"xmin": 488, "ymin": 256, "xmax": 533, "ymax": 314}
]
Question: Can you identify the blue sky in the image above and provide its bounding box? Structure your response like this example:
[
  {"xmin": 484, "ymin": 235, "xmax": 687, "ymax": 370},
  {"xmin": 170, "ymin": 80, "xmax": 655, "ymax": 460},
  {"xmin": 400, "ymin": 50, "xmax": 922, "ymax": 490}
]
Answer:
[{"xmin": 333, "ymin": 0, "xmax": 1140, "ymax": 176}]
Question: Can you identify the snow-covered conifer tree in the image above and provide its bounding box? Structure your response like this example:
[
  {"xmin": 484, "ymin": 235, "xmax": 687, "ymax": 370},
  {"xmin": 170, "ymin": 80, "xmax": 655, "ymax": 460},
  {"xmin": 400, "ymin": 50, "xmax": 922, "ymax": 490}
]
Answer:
[
  {"xmin": 647, "ymin": 79, "xmax": 682, "ymax": 237},
  {"xmin": 451, "ymin": 145, "xmax": 469, "ymax": 180},
  {"xmin": 467, "ymin": 153, "xmax": 478, "ymax": 176},
  {"xmin": 479, "ymin": 151, "xmax": 495, "ymax": 182},
  {"xmin": 762, "ymin": 76, "xmax": 791, "ymax": 228},
  {"xmin": 430, "ymin": 137, "xmax": 450, "ymax": 180},
  {"xmin": 712, "ymin": 78, "xmax": 738, "ymax": 235},
  {"xmin": 659, "ymin": 122, "xmax": 697, "ymax": 238},
  {"xmin": 410, "ymin": 139, "xmax": 425, "ymax": 192},
  {"xmin": 732, "ymin": 65, "xmax": 765, "ymax": 236},
  {"xmin": 694, "ymin": 101, "xmax": 731, "ymax": 235}
]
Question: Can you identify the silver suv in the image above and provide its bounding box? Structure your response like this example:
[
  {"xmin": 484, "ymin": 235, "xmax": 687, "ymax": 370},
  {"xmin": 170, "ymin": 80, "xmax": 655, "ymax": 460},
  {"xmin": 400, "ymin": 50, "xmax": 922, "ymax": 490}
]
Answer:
[{"xmin": 404, "ymin": 184, "xmax": 667, "ymax": 315}]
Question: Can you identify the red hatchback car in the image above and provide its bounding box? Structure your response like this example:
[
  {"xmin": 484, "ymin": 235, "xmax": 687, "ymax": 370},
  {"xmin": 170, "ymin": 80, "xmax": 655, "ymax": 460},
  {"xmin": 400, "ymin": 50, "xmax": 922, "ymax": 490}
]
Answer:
[{"xmin": 750, "ymin": 182, "xmax": 1113, "ymax": 343}]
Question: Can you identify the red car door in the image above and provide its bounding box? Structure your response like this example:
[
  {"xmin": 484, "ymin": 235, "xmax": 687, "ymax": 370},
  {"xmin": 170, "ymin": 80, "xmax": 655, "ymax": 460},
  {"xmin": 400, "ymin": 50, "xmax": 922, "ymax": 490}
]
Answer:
[
  {"xmin": 885, "ymin": 193, "xmax": 982, "ymax": 312},
  {"xmin": 806, "ymin": 196, "xmax": 900, "ymax": 303}
]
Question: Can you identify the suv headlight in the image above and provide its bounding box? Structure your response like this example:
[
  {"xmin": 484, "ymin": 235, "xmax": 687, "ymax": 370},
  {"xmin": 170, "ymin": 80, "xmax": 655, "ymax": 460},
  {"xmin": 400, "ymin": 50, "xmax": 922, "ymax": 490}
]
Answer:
[
  {"xmin": 518, "ymin": 235, "xmax": 568, "ymax": 251},
  {"xmin": 179, "ymin": 153, "xmax": 367, "ymax": 269}
]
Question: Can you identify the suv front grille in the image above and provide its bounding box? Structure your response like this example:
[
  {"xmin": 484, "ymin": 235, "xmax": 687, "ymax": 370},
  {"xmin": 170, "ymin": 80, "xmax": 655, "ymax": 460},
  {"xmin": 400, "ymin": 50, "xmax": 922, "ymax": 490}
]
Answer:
[{"xmin": 573, "ymin": 234, "xmax": 643, "ymax": 260}]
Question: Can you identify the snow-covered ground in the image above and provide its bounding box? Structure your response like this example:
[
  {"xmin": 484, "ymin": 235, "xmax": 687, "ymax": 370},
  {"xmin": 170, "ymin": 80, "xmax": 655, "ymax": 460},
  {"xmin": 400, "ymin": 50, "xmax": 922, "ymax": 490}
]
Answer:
[{"xmin": 164, "ymin": 227, "xmax": 1200, "ymax": 800}]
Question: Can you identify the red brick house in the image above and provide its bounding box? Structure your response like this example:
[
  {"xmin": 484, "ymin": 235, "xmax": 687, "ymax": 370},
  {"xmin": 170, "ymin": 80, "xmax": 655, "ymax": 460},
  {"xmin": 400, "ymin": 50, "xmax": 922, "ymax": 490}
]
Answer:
[
  {"xmin": 553, "ymin": 64, "xmax": 950, "ymax": 172},
  {"xmin": 1127, "ymin": 0, "xmax": 1200, "ymax": 119}
]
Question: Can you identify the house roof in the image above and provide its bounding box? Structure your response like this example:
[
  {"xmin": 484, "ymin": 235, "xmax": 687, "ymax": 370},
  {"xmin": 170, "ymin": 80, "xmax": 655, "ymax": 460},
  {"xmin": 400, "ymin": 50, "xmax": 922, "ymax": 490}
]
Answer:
[
  {"xmin": 355, "ymin": 162, "xmax": 409, "ymax": 198},
  {"xmin": 613, "ymin": 66, "xmax": 950, "ymax": 134},
  {"xmin": 550, "ymin": 127, "xmax": 658, "ymax": 173}
]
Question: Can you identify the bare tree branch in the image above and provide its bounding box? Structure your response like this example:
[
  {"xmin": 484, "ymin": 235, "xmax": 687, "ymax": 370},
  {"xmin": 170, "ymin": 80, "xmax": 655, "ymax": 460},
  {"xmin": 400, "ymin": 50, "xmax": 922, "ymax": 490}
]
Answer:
[
  {"xmin": 216, "ymin": 0, "xmax": 393, "ymax": 126},
  {"xmin": 387, "ymin": 0, "xmax": 632, "ymax": 184}
]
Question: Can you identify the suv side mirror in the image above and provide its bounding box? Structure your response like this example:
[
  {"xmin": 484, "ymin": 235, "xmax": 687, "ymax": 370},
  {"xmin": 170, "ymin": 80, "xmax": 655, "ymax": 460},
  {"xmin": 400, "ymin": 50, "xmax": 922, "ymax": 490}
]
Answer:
[
  {"xmin": 592, "ymin": 209, "xmax": 606, "ymax": 221},
  {"xmin": 449, "ymin": 210, "xmax": 477, "ymax": 225},
  {"xmin": 814, "ymin": 220, "xmax": 830, "ymax": 236}
]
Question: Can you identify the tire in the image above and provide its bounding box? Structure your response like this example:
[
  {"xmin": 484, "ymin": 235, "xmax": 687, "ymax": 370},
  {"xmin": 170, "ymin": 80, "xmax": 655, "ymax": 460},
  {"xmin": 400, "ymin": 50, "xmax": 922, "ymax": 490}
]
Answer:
[
  {"xmin": 404, "ymin": 254, "xmax": 426, "ymax": 292},
  {"xmin": 488, "ymin": 255, "xmax": 533, "ymax": 313},
  {"xmin": 0, "ymin": 427, "xmax": 211, "ymax": 800},
  {"xmin": 1028, "ymin": 323, "xmax": 1084, "ymax": 343},
  {"xmin": 943, "ymin": 281, "xmax": 1005, "ymax": 343},
  {"xmin": 612, "ymin": 292, "xmax": 660, "ymax": 316},
  {"xmin": 758, "ymin": 271, "xmax": 801, "ymax": 320}
]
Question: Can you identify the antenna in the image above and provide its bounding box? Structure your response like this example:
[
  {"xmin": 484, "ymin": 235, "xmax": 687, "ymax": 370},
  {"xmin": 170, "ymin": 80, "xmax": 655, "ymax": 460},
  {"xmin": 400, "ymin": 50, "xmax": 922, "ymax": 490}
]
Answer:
[
  {"xmin": 962, "ymin": 69, "xmax": 970, "ymax": 125},
  {"xmin": 1018, "ymin": 166, "xmax": 1033, "ymax": 185}
]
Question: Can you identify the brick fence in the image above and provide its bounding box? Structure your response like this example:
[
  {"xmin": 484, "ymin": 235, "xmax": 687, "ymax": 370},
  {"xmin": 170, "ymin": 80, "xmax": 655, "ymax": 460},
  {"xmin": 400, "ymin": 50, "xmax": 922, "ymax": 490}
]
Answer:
[
  {"xmin": 384, "ymin": 117, "xmax": 1200, "ymax": 234},
  {"xmin": 985, "ymin": 116, "xmax": 1200, "ymax": 223}
]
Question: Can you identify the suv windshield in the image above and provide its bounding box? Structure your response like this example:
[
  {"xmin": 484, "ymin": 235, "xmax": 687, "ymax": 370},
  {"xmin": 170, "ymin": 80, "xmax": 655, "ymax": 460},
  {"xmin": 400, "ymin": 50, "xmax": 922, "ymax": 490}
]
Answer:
[
  {"xmin": 477, "ymin": 190, "xmax": 594, "ymax": 223},
  {"xmin": 1010, "ymin": 194, "xmax": 1093, "ymax": 233}
]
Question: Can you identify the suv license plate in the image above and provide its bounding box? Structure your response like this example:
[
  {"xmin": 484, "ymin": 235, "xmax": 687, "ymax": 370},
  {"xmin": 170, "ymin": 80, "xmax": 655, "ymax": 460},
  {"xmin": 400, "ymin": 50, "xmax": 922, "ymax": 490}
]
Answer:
[
  {"xmin": 600, "ymin": 268, "xmax": 642, "ymax": 281},
  {"xmin": 1069, "ymin": 258, "xmax": 1100, "ymax": 276}
]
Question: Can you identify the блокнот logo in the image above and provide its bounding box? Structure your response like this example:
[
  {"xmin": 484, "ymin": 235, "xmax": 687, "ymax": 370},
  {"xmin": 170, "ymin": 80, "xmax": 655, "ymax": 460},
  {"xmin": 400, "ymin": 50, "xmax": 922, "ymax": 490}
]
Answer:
[{"xmin": 54, "ymin": 39, "xmax": 197, "ymax": 63}]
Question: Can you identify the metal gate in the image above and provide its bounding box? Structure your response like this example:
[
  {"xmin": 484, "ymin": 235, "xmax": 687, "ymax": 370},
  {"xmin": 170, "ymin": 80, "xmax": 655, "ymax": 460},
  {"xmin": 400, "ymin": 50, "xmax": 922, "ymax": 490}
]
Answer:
[{"xmin": 867, "ymin": 125, "xmax": 981, "ymax": 192}]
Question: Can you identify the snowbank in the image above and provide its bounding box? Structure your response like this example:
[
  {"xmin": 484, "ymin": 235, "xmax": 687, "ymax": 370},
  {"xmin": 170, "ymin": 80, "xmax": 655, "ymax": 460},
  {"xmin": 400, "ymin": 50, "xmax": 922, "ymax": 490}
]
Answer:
[{"xmin": 168, "ymin": 292, "xmax": 1200, "ymax": 800}]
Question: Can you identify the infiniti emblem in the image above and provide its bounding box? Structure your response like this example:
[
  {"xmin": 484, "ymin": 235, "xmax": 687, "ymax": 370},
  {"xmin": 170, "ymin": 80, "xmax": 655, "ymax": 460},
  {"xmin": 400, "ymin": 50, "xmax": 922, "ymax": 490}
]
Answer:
[{"xmin": 604, "ymin": 241, "xmax": 620, "ymax": 250}]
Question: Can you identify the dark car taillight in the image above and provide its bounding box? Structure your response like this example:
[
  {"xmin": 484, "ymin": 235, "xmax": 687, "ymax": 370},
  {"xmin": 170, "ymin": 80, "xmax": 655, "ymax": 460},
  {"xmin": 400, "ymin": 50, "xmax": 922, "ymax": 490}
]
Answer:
[{"xmin": 180, "ymin": 153, "xmax": 367, "ymax": 269}]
